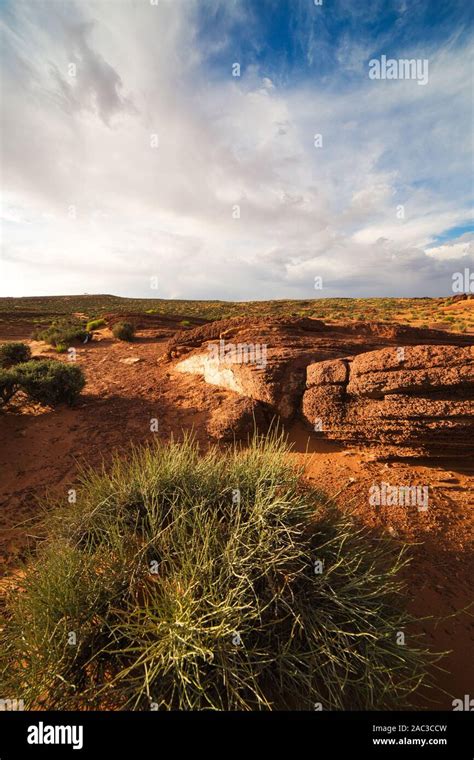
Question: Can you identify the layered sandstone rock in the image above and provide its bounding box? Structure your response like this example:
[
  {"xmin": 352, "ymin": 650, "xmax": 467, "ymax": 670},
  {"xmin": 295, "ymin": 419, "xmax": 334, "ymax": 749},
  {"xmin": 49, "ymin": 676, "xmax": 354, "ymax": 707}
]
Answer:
[
  {"xmin": 168, "ymin": 317, "xmax": 473, "ymax": 451},
  {"xmin": 173, "ymin": 318, "xmax": 326, "ymax": 419},
  {"xmin": 171, "ymin": 317, "xmax": 472, "ymax": 424},
  {"xmin": 302, "ymin": 345, "xmax": 474, "ymax": 456},
  {"xmin": 347, "ymin": 346, "xmax": 474, "ymax": 398}
]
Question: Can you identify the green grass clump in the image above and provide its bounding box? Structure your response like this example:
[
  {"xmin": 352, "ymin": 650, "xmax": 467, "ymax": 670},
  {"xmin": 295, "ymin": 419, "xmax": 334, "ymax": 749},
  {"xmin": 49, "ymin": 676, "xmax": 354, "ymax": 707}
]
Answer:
[
  {"xmin": 14, "ymin": 360, "xmax": 85, "ymax": 406},
  {"xmin": 0, "ymin": 342, "xmax": 31, "ymax": 367},
  {"xmin": 112, "ymin": 322, "xmax": 135, "ymax": 341},
  {"xmin": 86, "ymin": 318, "xmax": 106, "ymax": 331},
  {"xmin": 0, "ymin": 433, "xmax": 437, "ymax": 710}
]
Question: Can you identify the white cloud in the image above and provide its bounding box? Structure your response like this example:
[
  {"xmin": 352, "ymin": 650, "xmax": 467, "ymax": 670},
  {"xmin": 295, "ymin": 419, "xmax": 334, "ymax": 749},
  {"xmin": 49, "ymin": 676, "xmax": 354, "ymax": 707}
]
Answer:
[
  {"xmin": 1, "ymin": 0, "xmax": 473, "ymax": 299},
  {"xmin": 426, "ymin": 234, "xmax": 474, "ymax": 261}
]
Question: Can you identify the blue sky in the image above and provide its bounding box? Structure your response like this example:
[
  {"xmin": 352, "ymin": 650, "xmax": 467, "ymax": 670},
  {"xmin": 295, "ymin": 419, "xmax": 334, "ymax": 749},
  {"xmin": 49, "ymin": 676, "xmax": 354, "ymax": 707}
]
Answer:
[
  {"xmin": 0, "ymin": 0, "xmax": 473, "ymax": 299},
  {"xmin": 196, "ymin": 0, "xmax": 472, "ymax": 84}
]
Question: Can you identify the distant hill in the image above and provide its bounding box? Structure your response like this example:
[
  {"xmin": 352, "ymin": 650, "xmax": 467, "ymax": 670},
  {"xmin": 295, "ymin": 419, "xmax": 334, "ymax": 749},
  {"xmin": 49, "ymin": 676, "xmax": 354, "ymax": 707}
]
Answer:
[{"xmin": 0, "ymin": 293, "xmax": 472, "ymax": 333}]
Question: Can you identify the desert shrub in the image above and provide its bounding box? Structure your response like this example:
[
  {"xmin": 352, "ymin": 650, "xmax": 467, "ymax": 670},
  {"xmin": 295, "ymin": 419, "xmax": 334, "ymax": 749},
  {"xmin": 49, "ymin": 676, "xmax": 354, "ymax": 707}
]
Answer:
[
  {"xmin": 0, "ymin": 342, "xmax": 31, "ymax": 367},
  {"xmin": 112, "ymin": 322, "xmax": 135, "ymax": 341},
  {"xmin": 37, "ymin": 318, "xmax": 89, "ymax": 348},
  {"xmin": 55, "ymin": 343, "xmax": 68, "ymax": 354},
  {"xmin": 14, "ymin": 360, "xmax": 85, "ymax": 406},
  {"xmin": 0, "ymin": 368, "xmax": 20, "ymax": 406},
  {"xmin": 86, "ymin": 318, "xmax": 106, "ymax": 331},
  {"xmin": 0, "ymin": 433, "xmax": 438, "ymax": 710}
]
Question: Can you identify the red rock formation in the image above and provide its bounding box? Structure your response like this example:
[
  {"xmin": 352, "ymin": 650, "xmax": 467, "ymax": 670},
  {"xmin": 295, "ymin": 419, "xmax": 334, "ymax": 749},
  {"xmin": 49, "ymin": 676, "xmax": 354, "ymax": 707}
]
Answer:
[
  {"xmin": 302, "ymin": 345, "xmax": 474, "ymax": 457},
  {"xmin": 207, "ymin": 396, "xmax": 269, "ymax": 441},
  {"xmin": 167, "ymin": 317, "xmax": 473, "ymax": 451}
]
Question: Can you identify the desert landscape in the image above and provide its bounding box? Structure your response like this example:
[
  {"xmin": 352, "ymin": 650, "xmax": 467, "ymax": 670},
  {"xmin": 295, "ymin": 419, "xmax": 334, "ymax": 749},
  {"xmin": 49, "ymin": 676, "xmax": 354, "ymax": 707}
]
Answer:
[
  {"xmin": 0, "ymin": 294, "xmax": 473, "ymax": 710},
  {"xmin": 1, "ymin": 2, "xmax": 473, "ymax": 750}
]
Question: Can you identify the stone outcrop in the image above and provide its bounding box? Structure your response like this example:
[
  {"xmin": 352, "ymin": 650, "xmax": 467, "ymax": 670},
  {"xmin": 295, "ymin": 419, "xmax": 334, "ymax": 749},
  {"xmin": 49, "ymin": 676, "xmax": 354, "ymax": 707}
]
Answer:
[
  {"xmin": 207, "ymin": 396, "xmax": 268, "ymax": 442},
  {"xmin": 169, "ymin": 316, "xmax": 473, "ymax": 453},
  {"xmin": 302, "ymin": 345, "xmax": 474, "ymax": 456},
  {"xmin": 173, "ymin": 317, "xmax": 328, "ymax": 419},
  {"xmin": 346, "ymin": 346, "xmax": 473, "ymax": 398},
  {"xmin": 306, "ymin": 358, "xmax": 349, "ymax": 387}
]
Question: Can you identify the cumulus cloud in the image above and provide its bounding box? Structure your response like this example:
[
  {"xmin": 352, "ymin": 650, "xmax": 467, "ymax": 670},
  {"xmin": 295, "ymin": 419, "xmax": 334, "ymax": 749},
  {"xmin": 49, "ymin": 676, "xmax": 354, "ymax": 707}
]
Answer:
[{"xmin": 0, "ymin": 0, "xmax": 473, "ymax": 299}]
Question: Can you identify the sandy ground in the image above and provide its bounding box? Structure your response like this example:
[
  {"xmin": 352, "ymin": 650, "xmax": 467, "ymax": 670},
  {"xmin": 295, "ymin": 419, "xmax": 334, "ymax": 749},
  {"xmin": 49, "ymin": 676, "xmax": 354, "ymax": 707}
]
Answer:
[{"xmin": 0, "ymin": 326, "xmax": 472, "ymax": 709}]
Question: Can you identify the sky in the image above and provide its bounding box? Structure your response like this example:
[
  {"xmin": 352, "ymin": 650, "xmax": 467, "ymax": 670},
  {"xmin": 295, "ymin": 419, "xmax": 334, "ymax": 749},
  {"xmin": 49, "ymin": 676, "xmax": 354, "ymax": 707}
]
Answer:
[{"xmin": 0, "ymin": 0, "xmax": 473, "ymax": 300}]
